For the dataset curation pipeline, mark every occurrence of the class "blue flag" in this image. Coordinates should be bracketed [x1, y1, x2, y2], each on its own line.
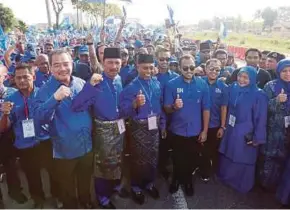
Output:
[167, 5, 175, 25]
[0, 25, 4, 37]
[219, 22, 228, 39]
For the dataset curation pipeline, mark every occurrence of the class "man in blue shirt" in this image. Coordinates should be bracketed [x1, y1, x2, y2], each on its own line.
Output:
[0, 65, 28, 205]
[0, 64, 58, 208]
[201, 59, 229, 182]
[32, 49, 93, 209]
[120, 54, 165, 205]
[155, 46, 179, 179]
[35, 54, 51, 88]
[119, 48, 132, 86]
[213, 49, 235, 80]
[164, 54, 210, 196]
[71, 48, 126, 209]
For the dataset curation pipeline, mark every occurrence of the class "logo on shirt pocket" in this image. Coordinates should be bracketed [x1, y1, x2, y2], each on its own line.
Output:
[177, 88, 183, 93]
[215, 88, 222, 93]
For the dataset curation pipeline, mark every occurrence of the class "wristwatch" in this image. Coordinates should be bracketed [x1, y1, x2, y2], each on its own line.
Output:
[87, 42, 94, 45]
[220, 126, 226, 130]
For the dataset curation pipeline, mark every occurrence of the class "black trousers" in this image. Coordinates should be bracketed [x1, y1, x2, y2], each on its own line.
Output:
[199, 127, 221, 177]
[53, 152, 93, 209]
[0, 129, 21, 197]
[158, 134, 172, 172]
[170, 132, 200, 185]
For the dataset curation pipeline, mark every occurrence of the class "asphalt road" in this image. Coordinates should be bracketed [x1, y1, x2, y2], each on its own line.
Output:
[0, 168, 281, 209]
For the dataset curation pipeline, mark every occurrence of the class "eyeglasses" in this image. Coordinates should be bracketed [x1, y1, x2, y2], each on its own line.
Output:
[159, 57, 170, 62]
[182, 65, 195, 72]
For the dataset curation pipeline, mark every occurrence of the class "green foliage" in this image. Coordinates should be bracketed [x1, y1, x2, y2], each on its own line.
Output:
[16, 20, 28, 33]
[261, 7, 278, 29]
[0, 3, 16, 31]
[73, 1, 122, 22]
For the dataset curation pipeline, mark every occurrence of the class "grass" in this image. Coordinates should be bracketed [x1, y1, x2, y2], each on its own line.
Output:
[184, 31, 290, 54]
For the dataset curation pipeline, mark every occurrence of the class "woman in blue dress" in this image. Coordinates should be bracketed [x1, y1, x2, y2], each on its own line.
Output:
[218, 66, 268, 193]
[259, 59, 290, 193]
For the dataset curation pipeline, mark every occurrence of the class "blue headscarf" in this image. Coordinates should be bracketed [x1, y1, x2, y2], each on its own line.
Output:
[274, 59, 290, 107]
[231, 66, 258, 106]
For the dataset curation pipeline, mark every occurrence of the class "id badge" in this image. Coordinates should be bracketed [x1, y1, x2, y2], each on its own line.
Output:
[285, 116, 290, 128]
[148, 115, 158, 131]
[229, 114, 236, 127]
[22, 119, 35, 138]
[117, 119, 126, 134]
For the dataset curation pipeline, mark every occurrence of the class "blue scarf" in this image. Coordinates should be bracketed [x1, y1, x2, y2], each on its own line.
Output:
[274, 59, 290, 108]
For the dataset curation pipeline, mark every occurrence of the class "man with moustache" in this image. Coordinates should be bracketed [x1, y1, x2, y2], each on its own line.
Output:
[71, 48, 127, 209]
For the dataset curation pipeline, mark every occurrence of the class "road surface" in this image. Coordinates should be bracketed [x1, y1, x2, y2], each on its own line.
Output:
[0, 169, 281, 209]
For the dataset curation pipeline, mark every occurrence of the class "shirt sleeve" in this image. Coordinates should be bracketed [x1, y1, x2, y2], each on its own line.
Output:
[202, 81, 211, 110]
[71, 82, 100, 112]
[221, 84, 229, 106]
[31, 87, 60, 124]
[164, 83, 175, 106]
[119, 84, 138, 119]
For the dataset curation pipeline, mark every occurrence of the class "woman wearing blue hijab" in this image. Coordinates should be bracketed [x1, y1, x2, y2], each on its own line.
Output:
[260, 59, 290, 194]
[218, 66, 268, 193]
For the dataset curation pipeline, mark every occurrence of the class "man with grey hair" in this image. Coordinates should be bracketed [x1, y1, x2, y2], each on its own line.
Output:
[32, 49, 93, 209]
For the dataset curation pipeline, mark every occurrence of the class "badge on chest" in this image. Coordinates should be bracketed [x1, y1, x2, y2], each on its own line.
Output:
[148, 115, 158, 130]
[22, 119, 35, 138]
[229, 115, 236, 127]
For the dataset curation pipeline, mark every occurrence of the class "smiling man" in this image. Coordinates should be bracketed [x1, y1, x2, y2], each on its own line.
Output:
[32, 49, 93, 209]
[227, 48, 271, 89]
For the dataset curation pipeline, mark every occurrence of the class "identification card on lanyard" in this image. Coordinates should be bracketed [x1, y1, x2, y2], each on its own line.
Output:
[148, 113, 158, 130]
[117, 119, 126, 134]
[22, 119, 35, 138]
[229, 114, 236, 127]
[285, 116, 290, 128]
[22, 96, 35, 138]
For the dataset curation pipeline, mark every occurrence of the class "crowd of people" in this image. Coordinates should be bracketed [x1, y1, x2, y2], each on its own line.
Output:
[0, 28, 289, 209]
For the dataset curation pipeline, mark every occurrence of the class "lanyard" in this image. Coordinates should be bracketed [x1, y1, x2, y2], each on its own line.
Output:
[22, 96, 29, 120]
[105, 81, 119, 113]
[137, 78, 153, 112]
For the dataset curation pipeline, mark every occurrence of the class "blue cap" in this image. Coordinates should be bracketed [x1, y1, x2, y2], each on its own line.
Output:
[134, 40, 143, 49]
[78, 45, 89, 55]
[21, 51, 36, 63]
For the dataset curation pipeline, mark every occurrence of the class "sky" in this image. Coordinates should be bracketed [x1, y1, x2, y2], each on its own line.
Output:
[0, 0, 289, 26]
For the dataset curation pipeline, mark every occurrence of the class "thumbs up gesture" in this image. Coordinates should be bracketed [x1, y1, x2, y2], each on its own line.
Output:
[173, 94, 183, 110]
[277, 88, 287, 103]
[135, 90, 146, 108]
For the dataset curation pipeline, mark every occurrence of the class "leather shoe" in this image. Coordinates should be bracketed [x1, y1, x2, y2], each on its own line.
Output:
[131, 190, 145, 205]
[118, 188, 130, 198]
[146, 186, 159, 199]
[169, 180, 179, 194]
[184, 183, 194, 196]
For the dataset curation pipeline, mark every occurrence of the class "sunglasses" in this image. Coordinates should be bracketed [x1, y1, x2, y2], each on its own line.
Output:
[159, 57, 170, 62]
[182, 65, 195, 72]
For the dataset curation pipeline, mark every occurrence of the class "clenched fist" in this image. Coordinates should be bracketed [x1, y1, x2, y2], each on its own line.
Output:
[54, 85, 71, 101]
[173, 94, 183, 110]
[1, 102, 14, 115]
[90, 73, 103, 86]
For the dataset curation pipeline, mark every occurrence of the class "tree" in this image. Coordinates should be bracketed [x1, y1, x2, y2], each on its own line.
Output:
[0, 3, 16, 31]
[73, 1, 122, 26]
[16, 20, 28, 33]
[278, 7, 290, 22]
[261, 7, 278, 30]
[51, 0, 65, 29]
